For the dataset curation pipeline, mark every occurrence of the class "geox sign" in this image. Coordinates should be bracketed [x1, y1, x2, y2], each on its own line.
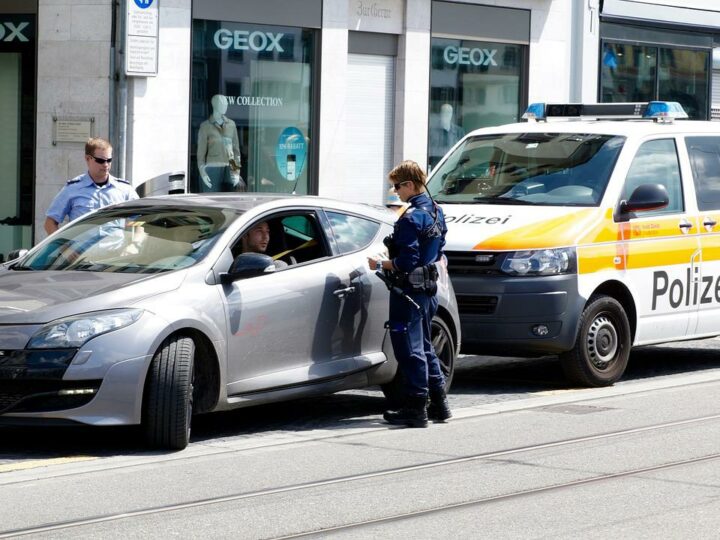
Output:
[0, 21, 29, 42]
[213, 29, 284, 52]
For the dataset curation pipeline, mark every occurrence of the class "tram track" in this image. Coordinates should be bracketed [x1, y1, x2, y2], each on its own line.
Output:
[2, 411, 720, 538]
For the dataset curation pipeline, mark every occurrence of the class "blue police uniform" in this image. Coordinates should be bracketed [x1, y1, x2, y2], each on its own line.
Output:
[46, 172, 138, 225]
[388, 192, 448, 401]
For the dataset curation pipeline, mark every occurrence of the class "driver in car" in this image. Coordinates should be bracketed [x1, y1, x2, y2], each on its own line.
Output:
[240, 221, 288, 269]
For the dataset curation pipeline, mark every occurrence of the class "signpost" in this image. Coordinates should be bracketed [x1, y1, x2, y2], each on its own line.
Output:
[125, 0, 159, 76]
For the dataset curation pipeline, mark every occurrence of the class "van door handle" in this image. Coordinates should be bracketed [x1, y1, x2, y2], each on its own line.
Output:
[679, 220, 693, 231]
[333, 286, 356, 297]
[703, 217, 717, 229]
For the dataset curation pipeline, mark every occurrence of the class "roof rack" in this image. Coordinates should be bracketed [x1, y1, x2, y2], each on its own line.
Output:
[522, 101, 688, 123]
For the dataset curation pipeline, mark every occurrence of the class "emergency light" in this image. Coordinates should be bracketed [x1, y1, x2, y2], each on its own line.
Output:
[522, 101, 688, 122]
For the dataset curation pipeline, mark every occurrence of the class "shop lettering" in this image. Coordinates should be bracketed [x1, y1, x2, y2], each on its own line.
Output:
[652, 268, 720, 310]
[213, 29, 284, 52]
[356, 1, 392, 18]
[444, 214, 511, 225]
[226, 95, 284, 107]
[443, 46, 497, 67]
[0, 21, 29, 42]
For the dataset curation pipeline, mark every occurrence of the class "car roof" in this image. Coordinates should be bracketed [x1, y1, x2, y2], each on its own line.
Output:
[116, 193, 397, 224]
[464, 119, 720, 138]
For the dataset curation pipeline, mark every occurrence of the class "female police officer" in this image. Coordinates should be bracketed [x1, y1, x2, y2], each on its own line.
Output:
[367, 160, 451, 427]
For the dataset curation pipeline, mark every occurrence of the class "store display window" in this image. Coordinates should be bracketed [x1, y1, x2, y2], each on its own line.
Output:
[191, 20, 316, 194]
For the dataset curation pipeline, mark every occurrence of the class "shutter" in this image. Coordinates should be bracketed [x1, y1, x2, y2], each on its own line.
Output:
[346, 54, 395, 205]
[712, 70, 720, 120]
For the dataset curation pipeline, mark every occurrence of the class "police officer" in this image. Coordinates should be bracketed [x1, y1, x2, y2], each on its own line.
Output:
[44, 137, 138, 235]
[367, 160, 451, 427]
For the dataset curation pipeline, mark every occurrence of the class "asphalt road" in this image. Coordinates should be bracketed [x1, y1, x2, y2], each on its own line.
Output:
[1, 340, 720, 538]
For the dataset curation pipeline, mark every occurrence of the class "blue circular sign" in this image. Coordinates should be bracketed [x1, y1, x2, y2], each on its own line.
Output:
[134, 0, 153, 9]
[276, 127, 307, 182]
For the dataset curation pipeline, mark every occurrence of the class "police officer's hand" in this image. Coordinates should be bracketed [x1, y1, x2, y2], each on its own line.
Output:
[367, 257, 377, 271]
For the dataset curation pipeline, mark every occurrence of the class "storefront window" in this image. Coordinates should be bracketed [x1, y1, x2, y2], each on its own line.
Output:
[191, 20, 316, 194]
[601, 42, 709, 119]
[0, 13, 35, 260]
[428, 38, 525, 169]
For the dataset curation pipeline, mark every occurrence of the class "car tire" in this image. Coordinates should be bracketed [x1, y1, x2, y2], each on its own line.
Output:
[381, 315, 456, 405]
[143, 335, 195, 450]
[560, 295, 631, 387]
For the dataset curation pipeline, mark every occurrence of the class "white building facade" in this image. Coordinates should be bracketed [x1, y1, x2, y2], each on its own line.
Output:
[0, 0, 719, 254]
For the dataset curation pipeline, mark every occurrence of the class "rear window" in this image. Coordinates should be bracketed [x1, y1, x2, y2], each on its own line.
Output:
[427, 133, 625, 206]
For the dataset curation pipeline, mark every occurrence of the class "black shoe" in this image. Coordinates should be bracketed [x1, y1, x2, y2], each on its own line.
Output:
[383, 397, 428, 428]
[427, 389, 452, 422]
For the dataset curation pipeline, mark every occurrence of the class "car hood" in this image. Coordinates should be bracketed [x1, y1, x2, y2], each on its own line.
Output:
[441, 205, 614, 251]
[0, 269, 187, 324]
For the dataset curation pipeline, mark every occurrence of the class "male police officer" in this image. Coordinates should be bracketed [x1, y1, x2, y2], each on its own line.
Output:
[44, 138, 138, 235]
[368, 160, 451, 427]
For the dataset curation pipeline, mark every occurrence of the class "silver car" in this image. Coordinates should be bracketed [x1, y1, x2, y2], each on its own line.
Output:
[0, 195, 460, 449]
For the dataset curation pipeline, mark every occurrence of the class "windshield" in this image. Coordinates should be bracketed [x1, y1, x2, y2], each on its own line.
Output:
[17, 205, 242, 273]
[427, 133, 625, 206]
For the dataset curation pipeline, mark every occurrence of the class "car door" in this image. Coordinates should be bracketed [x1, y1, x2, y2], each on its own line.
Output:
[322, 209, 390, 368]
[621, 137, 700, 343]
[685, 135, 720, 336]
[222, 210, 363, 396]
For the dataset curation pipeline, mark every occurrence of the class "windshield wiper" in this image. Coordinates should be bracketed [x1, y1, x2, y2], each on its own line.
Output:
[10, 265, 34, 271]
[472, 196, 534, 205]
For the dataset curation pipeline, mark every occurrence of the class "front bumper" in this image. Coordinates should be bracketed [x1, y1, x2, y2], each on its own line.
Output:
[451, 272, 585, 356]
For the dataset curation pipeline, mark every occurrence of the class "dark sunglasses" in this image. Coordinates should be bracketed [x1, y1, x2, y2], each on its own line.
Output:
[393, 181, 410, 190]
[89, 155, 113, 164]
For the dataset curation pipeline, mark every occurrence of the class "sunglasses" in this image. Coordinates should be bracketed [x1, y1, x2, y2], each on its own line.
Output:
[393, 181, 410, 190]
[89, 155, 113, 164]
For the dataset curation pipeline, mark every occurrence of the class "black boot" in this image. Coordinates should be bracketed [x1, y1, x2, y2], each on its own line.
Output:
[427, 389, 452, 422]
[383, 397, 429, 428]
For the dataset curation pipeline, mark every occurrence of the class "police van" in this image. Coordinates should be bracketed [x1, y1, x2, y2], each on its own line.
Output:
[425, 102, 720, 386]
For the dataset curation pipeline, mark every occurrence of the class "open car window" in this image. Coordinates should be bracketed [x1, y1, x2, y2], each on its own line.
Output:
[231, 212, 330, 267]
[17, 206, 241, 273]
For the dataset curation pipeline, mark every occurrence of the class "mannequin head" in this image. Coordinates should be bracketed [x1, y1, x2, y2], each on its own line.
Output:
[440, 103, 453, 130]
[211, 94, 228, 119]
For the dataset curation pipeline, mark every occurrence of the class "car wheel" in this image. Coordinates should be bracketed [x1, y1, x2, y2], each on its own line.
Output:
[381, 315, 457, 405]
[560, 295, 631, 387]
[143, 335, 195, 450]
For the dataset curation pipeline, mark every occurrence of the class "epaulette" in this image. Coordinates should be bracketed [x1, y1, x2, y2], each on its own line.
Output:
[66, 179, 81, 185]
[405, 208, 415, 214]
[115, 177, 131, 185]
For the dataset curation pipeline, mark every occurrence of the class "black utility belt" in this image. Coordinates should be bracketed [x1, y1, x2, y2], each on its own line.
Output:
[399, 263, 439, 291]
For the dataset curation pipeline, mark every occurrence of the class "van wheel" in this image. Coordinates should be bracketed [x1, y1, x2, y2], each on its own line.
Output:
[143, 336, 195, 450]
[560, 295, 631, 387]
[381, 316, 456, 405]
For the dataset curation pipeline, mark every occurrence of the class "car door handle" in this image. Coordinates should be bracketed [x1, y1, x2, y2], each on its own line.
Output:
[333, 286, 356, 297]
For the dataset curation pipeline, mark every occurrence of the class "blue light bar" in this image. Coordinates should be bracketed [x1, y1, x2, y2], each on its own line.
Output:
[522, 103, 546, 120]
[643, 101, 688, 120]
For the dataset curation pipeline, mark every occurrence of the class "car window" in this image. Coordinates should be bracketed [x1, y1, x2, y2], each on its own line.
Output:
[427, 133, 624, 206]
[686, 136, 720, 212]
[623, 138, 683, 216]
[231, 212, 329, 267]
[326, 211, 380, 254]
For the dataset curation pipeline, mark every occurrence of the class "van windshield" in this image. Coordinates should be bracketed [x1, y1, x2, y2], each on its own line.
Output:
[427, 133, 625, 206]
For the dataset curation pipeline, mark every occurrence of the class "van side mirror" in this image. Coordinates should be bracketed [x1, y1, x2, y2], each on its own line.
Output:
[220, 253, 276, 284]
[618, 183, 669, 218]
[7, 248, 28, 261]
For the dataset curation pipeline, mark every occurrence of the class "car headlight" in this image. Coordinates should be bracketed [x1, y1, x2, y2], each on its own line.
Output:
[501, 248, 576, 276]
[27, 309, 144, 349]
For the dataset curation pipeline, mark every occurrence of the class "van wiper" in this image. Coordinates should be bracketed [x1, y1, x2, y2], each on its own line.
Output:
[472, 196, 533, 205]
[10, 265, 34, 271]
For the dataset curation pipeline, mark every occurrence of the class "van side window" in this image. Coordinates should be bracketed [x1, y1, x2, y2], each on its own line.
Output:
[623, 139, 683, 216]
[686, 136, 720, 212]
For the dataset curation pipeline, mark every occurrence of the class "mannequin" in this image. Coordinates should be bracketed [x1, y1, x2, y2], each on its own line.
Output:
[429, 103, 465, 168]
[197, 94, 243, 192]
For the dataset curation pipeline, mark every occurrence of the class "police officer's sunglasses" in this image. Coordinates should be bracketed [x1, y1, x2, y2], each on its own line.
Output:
[393, 181, 411, 190]
[88, 155, 113, 164]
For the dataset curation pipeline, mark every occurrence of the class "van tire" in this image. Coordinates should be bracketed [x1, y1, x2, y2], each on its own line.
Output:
[143, 336, 195, 450]
[560, 295, 631, 387]
[381, 315, 456, 405]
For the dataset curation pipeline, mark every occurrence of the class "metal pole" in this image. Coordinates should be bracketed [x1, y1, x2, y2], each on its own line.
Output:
[118, 0, 128, 180]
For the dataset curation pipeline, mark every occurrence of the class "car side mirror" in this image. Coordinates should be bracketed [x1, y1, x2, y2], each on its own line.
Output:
[220, 253, 276, 284]
[618, 183, 669, 216]
[7, 248, 28, 262]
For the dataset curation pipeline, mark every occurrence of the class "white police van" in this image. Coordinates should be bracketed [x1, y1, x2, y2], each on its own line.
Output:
[426, 102, 720, 386]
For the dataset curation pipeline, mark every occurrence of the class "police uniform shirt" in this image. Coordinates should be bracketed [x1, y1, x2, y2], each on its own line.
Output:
[392, 193, 447, 273]
[46, 172, 139, 224]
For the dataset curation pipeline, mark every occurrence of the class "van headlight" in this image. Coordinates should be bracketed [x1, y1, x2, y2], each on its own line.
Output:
[27, 309, 144, 349]
[501, 248, 576, 276]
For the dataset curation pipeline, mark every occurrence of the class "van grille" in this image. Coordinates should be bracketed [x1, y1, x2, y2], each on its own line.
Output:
[456, 295, 498, 315]
[445, 251, 505, 275]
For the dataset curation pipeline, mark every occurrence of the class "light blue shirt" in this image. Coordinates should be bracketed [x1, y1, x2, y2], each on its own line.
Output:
[46, 172, 139, 224]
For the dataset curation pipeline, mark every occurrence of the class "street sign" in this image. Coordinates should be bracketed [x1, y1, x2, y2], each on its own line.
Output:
[125, 0, 159, 76]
